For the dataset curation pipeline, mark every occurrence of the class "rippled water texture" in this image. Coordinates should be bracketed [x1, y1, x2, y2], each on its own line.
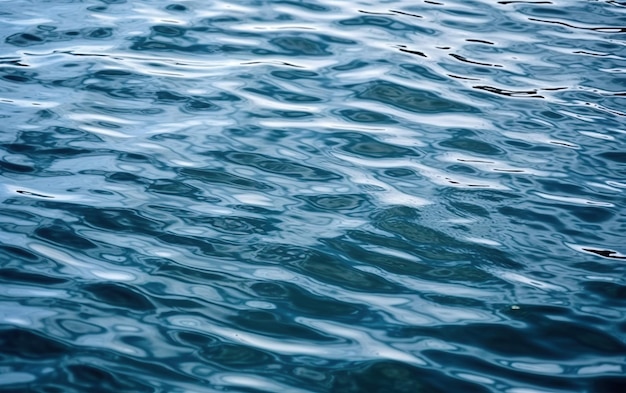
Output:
[1, 0, 626, 392]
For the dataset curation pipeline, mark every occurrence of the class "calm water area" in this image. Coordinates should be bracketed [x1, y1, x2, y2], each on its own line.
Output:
[1, 0, 625, 392]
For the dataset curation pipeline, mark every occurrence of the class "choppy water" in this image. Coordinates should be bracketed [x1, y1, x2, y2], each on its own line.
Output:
[1, 0, 626, 392]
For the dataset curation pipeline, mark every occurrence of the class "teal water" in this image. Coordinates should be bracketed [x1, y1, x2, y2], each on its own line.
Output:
[1, 0, 625, 392]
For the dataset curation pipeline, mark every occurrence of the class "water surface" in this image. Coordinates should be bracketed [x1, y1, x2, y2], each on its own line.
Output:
[1, 0, 625, 392]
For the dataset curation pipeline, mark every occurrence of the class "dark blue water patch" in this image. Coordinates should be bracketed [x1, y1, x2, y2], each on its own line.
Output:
[267, 36, 334, 56]
[5, 27, 114, 47]
[64, 363, 140, 392]
[81, 207, 167, 234]
[34, 221, 98, 250]
[270, 69, 320, 80]
[196, 342, 277, 368]
[229, 309, 338, 342]
[423, 349, 619, 392]
[208, 151, 342, 181]
[333, 132, 414, 157]
[403, 308, 626, 360]
[83, 282, 155, 312]
[332, 360, 492, 393]
[151, 25, 186, 38]
[0, 160, 35, 173]
[0, 328, 71, 359]
[294, 252, 403, 293]
[3, 143, 94, 160]
[0, 268, 68, 286]
[439, 136, 505, 156]
[1, 68, 38, 84]
[165, 3, 187, 13]
[350, 80, 479, 114]
[581, 280, 626, 308]
[599, 151, 626, 163]
[0, 243, 44, 264]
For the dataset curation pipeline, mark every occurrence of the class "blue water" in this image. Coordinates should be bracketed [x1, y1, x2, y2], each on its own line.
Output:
[1, 0, 625, 392]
